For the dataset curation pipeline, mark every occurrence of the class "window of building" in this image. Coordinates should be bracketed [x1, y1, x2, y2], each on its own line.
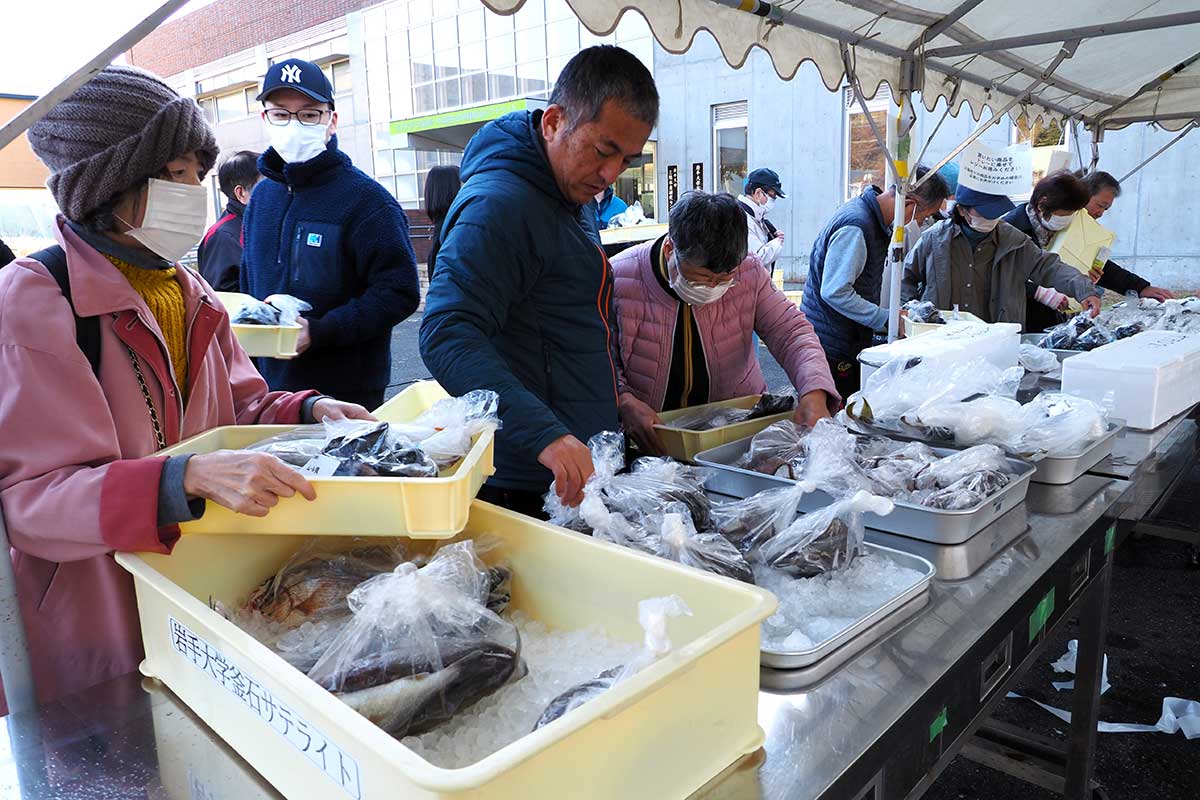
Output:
[712, 102, 748, 195]
[199, 96, 217, 125]
[214, 88, 252, 124]
[324, 59, 353, 98]
[844, 85, 890, 200]
[613, 140, 656, 219]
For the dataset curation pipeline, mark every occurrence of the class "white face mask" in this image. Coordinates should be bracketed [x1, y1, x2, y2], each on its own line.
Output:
[668, 252, 732, 305]
[116, 178, 209, 263]
[267, 119, 329, 163]
[760, 195, 776, 214]
[1042, 212, 1073, 232]
[966, 212, 1001, 234]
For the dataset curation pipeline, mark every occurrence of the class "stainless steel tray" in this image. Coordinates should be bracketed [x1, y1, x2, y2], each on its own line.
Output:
[1021, 332, 1082, 363]
[697, 436, 1035, 545]
[865, 503, 1029, 581]
[759, 543, 934, 670]
[760, 593, 930, 692]
[1031, 423, 1121, 485]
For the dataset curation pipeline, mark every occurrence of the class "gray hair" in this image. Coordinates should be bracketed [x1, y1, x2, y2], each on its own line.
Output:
[548, 45, 659, 130]
[668, 191, 748, 274]
[909, 164, 952, 208]
[1079, 170, 1122, 197]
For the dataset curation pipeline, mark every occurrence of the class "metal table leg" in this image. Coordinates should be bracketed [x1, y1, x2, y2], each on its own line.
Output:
[1065, 560, 1112, 799]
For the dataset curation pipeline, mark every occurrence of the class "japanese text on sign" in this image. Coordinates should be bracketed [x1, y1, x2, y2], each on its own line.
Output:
[169, 617, 362, 799]
[957, 141, 1032, 196]
[667, 164, 679, 209]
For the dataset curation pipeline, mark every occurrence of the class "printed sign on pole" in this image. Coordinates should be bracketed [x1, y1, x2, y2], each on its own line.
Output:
[957, 140, 1033, 196]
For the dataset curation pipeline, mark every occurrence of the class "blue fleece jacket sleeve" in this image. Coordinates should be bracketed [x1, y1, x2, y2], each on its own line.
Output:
[419, 219, 571, 462]
[819, 226, 889, 331]
[307, 203, 420, 350]
[157, 455, 205, 526]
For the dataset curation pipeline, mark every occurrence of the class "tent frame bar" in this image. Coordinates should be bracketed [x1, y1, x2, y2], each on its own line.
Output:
[1118, 121, 1199, 183]
[1089, 51, 1200, 127]
[1101, 111, 1200, 127]
[908, 0, 987, 50]
[0, 0, 189, 153]
[912, 39, 1080, 191]
[707, 0, 1082, 121]
[924, 11, 1200, 59]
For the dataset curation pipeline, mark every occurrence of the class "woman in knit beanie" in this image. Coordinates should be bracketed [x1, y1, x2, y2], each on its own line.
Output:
[0, 65, 371, 710]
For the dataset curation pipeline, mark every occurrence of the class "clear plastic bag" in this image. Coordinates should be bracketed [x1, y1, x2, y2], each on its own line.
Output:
[306, 541, 523, 739]
[737, 419, 809, 478]
[318, 419, 440, 477]
[648, 503, 755, 584]
[900, 395, 1027, 446]
[1019, 343, 1060, 373]
[1075, 324, 1117, 351]
[402, 389, 501, 467]
[915, 470, 1011, 509]
[909, 444, 1012, 492]
[533, 595, 691, 730]
[756, 490, 892, 578]
[902, 299, 944, 324]
[711, 481, 815, 555]
[1007, 393, 1108, 457]
[263, 294, 313, 326]
[665, 406, 751, 431]
[858, 441, 939, 496]
[244, 425, 327, 466]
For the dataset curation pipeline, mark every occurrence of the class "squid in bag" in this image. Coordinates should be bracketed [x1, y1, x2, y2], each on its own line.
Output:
[710, 480, 815, 555]
[533, 595, 692, 730]
[756, 491, 893, 578]
[738, 419, 809, 478]
[899, 395, 1027, 446]
[306, 542, 524, 739]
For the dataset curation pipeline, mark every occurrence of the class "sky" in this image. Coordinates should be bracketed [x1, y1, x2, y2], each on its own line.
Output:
[1, 0, 218, 97]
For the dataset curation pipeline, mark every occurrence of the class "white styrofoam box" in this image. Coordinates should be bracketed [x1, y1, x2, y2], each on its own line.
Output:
[858, 322, 1021, 386]
[1061, 331, 1200, 430]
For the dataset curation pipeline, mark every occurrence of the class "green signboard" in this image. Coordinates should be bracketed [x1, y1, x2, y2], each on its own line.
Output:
[390, 99, 528, 136]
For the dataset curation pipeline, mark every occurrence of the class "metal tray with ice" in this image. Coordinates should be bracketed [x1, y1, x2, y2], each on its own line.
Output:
[757, 543, 935, 671]
[696, 435, 1035, 545]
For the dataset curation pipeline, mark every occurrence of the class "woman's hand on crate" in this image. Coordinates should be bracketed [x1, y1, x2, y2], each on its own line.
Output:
[539, 435, 595, 507]
[311, 397, 377, 422]
[618, 392, 666, 456]
[183, 452, 317, 517]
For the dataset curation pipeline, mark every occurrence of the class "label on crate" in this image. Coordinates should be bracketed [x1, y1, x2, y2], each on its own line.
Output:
[169, 617, 362, 798]
[301, 454, 341, 477]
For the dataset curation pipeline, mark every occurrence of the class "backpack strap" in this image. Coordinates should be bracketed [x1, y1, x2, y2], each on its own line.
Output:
[30, 245, 102, 377]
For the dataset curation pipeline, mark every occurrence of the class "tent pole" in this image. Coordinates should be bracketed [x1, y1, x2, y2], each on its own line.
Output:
[1088, 124, 1103, 172]
[912, 40, 1080, 191]
[0, 0, 189, 152]
[886, 63, 915, 343]
[1118, 121, 1198, 183]
[0, 503, 37, 715]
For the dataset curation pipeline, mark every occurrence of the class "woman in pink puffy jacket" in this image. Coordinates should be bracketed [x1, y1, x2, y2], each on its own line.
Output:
[611, 190, 839, 454]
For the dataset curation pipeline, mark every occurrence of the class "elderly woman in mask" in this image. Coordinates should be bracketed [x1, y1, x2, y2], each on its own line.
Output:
[0, 66, 370, 709]
[610, 190, 838, 454]
[901, 183, 1102, 331]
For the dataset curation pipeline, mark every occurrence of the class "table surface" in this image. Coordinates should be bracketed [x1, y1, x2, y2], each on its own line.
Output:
[0, 471, 1131, 800]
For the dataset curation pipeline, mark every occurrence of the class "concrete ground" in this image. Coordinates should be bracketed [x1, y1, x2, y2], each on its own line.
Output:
[389, 316, 1198, 800]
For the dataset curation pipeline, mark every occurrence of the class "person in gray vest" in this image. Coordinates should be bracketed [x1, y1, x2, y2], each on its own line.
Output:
[801, 166, 951, 401]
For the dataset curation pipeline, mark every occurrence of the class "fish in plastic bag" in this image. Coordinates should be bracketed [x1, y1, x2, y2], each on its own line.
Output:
[648, 503, 755, 584]
[1018, 343, 1060, 373]
[909, 444, 1012, 492]
[902, 299, 944, 324]
[306, 541, 524, 739]
[900, 395, 1027, 446]
[318, 419, 439, 477]
[916, 470, 1011, 509]
[756, 490, 892, 578]
[533, 595, 691, 730]
[711, 480, 815, 555]
[231, 294, 312, 326]
[1007, 393, 1108, 458]
[244, 424, 327, 466]
[737, 419, 809, 478]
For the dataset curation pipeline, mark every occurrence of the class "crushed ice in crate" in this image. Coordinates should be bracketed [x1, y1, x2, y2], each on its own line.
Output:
[400, 612, 640, 768]
[754, 555, 925, 651]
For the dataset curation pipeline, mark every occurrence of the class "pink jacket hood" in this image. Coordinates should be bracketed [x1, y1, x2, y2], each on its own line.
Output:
[0, 217, 314, 711]
[611, 240, 838, 412]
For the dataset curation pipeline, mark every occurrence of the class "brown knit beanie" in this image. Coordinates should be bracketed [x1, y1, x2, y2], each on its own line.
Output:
[28, 65, 219, 222]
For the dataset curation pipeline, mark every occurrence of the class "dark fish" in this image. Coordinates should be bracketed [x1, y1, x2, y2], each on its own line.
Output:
[323, 640, 523, 737]
[242, 547, 403, 628]
[762, 517, 857, 578]
[533, 666, 623, 731]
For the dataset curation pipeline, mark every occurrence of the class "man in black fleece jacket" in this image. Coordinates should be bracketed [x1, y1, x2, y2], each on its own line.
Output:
[241, 59, 419, 410]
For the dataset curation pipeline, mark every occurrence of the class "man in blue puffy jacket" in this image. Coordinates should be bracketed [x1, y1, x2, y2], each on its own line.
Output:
[420, 46, 658, 516]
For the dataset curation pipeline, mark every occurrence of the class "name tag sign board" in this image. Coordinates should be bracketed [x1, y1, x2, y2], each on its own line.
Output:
[958, 141, 1033, 196]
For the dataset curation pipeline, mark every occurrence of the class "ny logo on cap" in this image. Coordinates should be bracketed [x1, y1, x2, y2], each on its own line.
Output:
[281, 64, 302, 84]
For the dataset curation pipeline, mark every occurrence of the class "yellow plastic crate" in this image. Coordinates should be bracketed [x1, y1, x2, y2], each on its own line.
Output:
[158, 381, 494, 538]
[654, 395, 793, 462]
[902, 310, 985, 338]
[217, 291, 302, 360]
[784, 289, 804, 306]
[771, 273, 785, 290]
[117, 500, 776, 800]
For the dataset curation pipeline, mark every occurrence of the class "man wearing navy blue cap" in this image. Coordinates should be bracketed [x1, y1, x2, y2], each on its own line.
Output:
[738, 168, 787, 275]
[901, 183, 1101, 330]
[240, 58, 419, 409]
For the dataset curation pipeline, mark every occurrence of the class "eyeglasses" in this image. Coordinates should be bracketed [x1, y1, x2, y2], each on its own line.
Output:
[264, 108, 329, 126]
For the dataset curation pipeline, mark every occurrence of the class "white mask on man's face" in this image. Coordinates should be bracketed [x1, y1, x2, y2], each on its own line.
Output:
[966, 212, 1001, 233]
[115, 178, 209, 263]
[267, 119, 329, 163]
[667, 252, 732, 305]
